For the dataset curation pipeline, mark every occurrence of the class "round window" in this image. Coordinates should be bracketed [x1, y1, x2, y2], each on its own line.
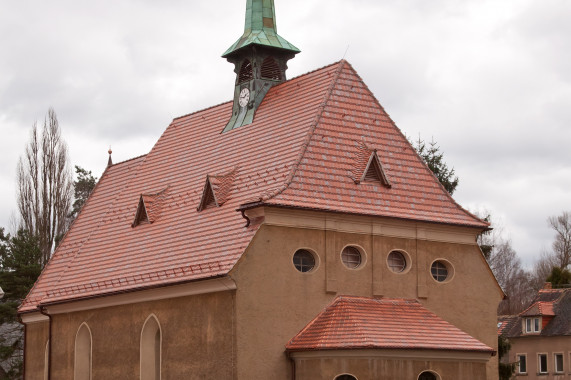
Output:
[341, 246, 362, 269]
[431, 261, 449, 282]
[335, 375, 357, 380]
[418, 371, 437, 380]
[387, 251, 407, 273]
[293, 249, 316, 273]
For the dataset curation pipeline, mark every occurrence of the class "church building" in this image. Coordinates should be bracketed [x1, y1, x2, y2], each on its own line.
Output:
[20, 1, 504, 379]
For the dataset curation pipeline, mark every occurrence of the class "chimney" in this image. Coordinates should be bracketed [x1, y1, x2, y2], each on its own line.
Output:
[544, 282, 552, 290]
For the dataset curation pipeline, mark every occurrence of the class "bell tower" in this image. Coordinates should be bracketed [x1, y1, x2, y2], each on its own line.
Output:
[222, 0, 300, 132]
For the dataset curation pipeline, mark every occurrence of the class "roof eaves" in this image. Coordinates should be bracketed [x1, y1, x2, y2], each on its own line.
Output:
[238, 202, 491, 230]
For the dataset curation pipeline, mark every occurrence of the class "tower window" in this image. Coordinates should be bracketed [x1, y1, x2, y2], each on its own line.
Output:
[238, 60, 254, 83]
[261, 57, 282, 80]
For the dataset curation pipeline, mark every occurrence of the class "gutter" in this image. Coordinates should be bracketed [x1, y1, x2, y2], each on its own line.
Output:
[39, 306, 52, 380]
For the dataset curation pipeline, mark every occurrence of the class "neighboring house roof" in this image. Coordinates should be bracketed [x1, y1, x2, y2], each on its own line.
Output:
[286, 296, 494, 353]
[497, 315, 518, 336]
[20, 60, 487, 313]
[501, 287, 571, 338]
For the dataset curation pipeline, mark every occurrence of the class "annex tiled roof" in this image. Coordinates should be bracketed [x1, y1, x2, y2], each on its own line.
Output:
[286, 296, 494, 353]
[21, 60, 486, 312]
[502, 288, 571, 338]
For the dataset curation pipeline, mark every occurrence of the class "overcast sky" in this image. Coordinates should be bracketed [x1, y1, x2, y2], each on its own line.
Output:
[1, 0, 569, 268]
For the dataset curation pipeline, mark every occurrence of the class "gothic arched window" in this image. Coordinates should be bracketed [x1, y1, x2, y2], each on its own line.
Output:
[141, 315, 162, 380]
[74, 323, 92, 380]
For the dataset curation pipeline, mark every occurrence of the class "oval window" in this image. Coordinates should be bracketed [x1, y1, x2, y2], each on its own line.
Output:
[431, 261, 449, 282]
[387, 251, 407, 273]
[341, 246, 362, 269]
[293, 249, 316, 273]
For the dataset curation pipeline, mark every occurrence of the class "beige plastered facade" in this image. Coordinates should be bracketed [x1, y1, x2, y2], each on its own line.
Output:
[22, 207, 503, 380]
[509, 335, 571, 379]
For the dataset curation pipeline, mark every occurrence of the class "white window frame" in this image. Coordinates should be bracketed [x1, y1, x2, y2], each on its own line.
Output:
[554, 353, 564, 373]
[524, 317, 541, 333]
[516, 353, 527, 374]
[538, 353, 548, 374]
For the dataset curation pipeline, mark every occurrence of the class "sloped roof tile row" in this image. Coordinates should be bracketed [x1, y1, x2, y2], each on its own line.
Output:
[21, 61, 486, 312]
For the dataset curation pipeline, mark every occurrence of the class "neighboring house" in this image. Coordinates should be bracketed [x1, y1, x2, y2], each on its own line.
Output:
[499, 284, 571, 379]
[19, 1, 504, 379]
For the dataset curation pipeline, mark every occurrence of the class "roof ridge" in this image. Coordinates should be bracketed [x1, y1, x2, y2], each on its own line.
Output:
[260, 60, 347, 202]
[111, 153, 149, 167]
[173, 62, 343, 123]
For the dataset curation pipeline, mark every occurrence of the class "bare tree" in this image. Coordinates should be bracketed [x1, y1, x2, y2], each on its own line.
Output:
[475, 210, 535, 314]
[530, 249, 560, 290]
[17, 108, 73, 267]
[547, 211, 571, 269]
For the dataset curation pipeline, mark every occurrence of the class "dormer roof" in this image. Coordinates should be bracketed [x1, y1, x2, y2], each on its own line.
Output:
[20, 60, 488, 313]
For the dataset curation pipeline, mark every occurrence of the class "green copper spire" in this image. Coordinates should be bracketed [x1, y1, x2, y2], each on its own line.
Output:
[222, 0, 300, 58]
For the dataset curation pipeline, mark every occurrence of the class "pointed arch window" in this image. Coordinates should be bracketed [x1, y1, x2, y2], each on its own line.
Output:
[261, 57, 282, 80]
[238, 59, 254, 83]
[141, 315, 161, 380]
[74, 323, 92, 380]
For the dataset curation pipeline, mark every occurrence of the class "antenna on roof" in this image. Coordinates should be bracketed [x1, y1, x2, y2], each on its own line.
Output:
[342, 45, 350, 60]
[107, 147, 113, 167]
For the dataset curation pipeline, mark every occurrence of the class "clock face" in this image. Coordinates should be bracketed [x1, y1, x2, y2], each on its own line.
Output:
[239, 88, 250, 108]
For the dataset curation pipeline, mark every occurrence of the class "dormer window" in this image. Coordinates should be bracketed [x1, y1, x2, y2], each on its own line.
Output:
[525, 317, 540, 333]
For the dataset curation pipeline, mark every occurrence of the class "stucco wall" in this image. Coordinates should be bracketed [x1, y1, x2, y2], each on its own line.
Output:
[291, 351, 489, 380]
[26, 291, 235, 379]
[24, 321, 49, 380]
[509, 335, 571, 379]
[231, 216, 502, 380]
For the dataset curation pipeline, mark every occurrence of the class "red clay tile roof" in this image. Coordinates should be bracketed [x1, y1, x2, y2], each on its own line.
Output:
[520, 301, 556, 317]
[286, 296, 494, 353]
[20, 60, 486, 312]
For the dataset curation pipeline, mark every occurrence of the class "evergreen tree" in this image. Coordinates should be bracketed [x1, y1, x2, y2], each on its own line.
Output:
[69, 166, 97, 221]
[498, 335, 515, 380]
[413, 136, 459, 195]
[546, 266, 571, 287]
[0, 228, 42, 379]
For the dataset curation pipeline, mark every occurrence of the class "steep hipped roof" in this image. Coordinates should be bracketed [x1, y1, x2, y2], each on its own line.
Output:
[20, 61, 486, 313]
[286, 296, 494, 353]
[502, 288, 571, 337]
